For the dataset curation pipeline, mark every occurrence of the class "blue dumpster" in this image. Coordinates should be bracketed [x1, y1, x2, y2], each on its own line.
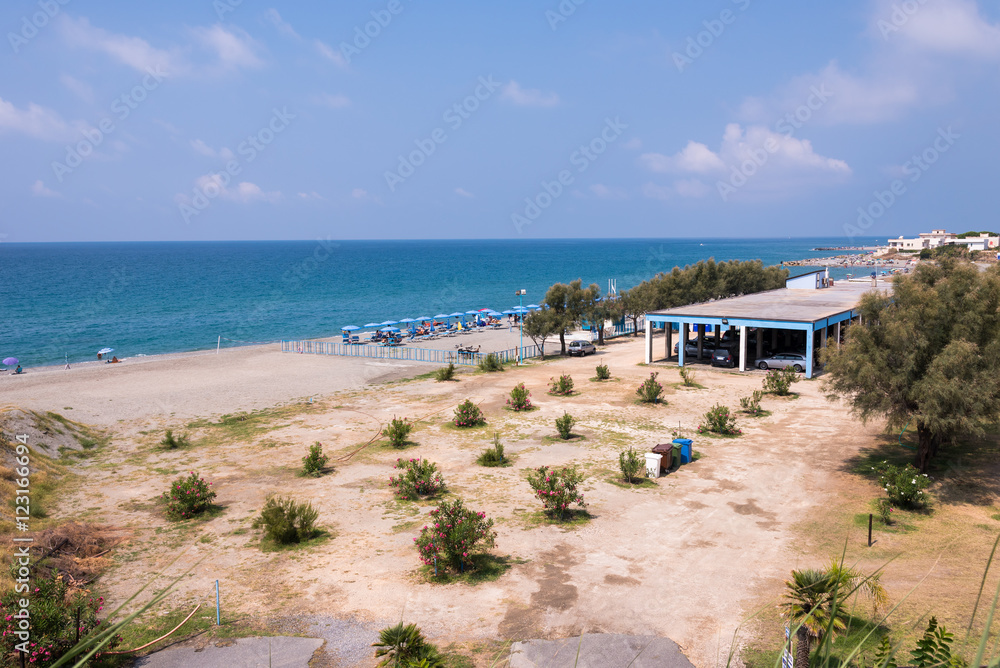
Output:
[672, 438, 693, 464]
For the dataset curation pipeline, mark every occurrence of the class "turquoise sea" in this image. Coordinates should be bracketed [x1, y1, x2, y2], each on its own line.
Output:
[0, 238, 881, 368]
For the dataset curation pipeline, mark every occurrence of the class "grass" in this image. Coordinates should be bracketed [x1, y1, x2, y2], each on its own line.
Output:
[186, 403, 313, 446]
[740, 409, 773, 419]
[418, 553, 524, 585]
[115, 604, 278, 655]
[442, 420, 489, 432]
[519, 508, 592, 530]
[258, 528, 334, 552]
[672, 381, 708, 390]
[852, 511, 919, 534]
[541, 434, 587, 444]
[606, 476, 659, 490]
[696, 430, 743, 439]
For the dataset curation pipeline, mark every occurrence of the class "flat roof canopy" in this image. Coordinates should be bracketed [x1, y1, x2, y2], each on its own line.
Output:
[647, 282, 874, 327]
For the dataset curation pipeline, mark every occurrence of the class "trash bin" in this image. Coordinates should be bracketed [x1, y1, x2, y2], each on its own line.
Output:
[671, 443, 682, 469]
[651, 443, 673, 472]
[644, 453, 662, 478]
[672, 438, 693, 464]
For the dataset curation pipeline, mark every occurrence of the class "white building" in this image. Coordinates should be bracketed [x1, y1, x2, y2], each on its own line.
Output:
[887, 236, 929, 251]
[887, 230, 999, 252]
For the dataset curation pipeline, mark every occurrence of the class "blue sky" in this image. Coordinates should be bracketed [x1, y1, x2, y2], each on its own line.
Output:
[2, 0, 998, 242]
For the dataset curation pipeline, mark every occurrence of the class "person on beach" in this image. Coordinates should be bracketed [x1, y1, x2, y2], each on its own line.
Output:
[13, 365, 22, 374]
[97, 352, 102, 360]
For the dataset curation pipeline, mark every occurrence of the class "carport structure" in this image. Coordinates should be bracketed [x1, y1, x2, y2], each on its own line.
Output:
[642, 276, 875, 378]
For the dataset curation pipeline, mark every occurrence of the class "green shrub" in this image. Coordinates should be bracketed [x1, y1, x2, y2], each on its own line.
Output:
[699, 404, 741, 436]
[636, 372, 665, 404]
[527, 465, 587, 520]
[874, 497, 894, 525]
[555, 412, 576, 440]
[873, 461, 931, 509]
[162, 471, 216, 519]
[0, 571, 121, 665]
[390, 457, 445, 500]
[679, 367, 696, 387]
[595, 363, 611, 380]
[160, 429, 190, 449]
[386, 416, 413, 447]
[253, 495, 320, 544]
[414, 498, 497, 572]
[548, 374, 574, 395]
[372, 622, 444, 667]
[453, 399, 485, 427]
[478, 353, 504, 372]
[301, 442, 328, 477]
[619, 446, 646, 484]
[506, 383, 533, 411]
[435, 362, 456, 381]
[739, 390, 764, 416]
[476, 433, 510, 467]
[763, 367, 800, 395]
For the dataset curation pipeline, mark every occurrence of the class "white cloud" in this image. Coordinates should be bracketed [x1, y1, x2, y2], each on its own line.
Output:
[501, 81, 559, 108]
[674, 179, 709, 198]
[878, 0, 1000, 58]
[31, 180, 62, 198]
[641, 183, 672, 201]
[265, 8, 300, 39]
[589, 184, 629, 199]
[316, 40, 348, 68]
[190, 25, 263, 70]
[60, 74, 94, 104]
[455, 188, 474, 198]
[58, 15, 182, 75]
[641, 141, 726, 174]
[176, 174, 281, 204]
[297, 191, 325, 200]
[313, 93, 351, 109]
[190, 139, 234, 160]
[0, 96, 85, 141]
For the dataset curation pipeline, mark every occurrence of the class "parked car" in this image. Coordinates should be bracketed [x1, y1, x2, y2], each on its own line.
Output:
[756, 352, 807, 372]
[567, 340, 597, 356]
[673, 340, 716, 357]
[711, 348, 738, 368]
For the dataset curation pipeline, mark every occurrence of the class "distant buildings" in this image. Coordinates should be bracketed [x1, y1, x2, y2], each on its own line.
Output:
[886, 229, 999, 252]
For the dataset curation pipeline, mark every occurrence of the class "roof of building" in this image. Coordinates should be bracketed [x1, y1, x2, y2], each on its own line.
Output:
[647, 281, 876, 324]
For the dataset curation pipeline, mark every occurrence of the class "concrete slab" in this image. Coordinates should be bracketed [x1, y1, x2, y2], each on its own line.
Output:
[509, 634, 695, 668]
[132, 636, 323, 668]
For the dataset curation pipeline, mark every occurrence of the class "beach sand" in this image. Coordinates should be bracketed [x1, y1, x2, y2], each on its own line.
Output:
[0, 325, 529, 426]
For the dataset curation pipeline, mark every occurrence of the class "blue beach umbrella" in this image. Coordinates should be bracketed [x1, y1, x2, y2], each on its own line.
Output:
[3, 357, 17, 366]
[526, 304, 541, 310]
[98, 347, 114, 355]
[415, 316, 431, 321]
[465, 310, 479, 315]
[434, 314, 449, 320]
[399, 318, 416, 323]
[502, 310, 516, 315]
[449, 312, 465, 318]
[380, 320, 398, 326]
[487, 311, 502, 317]
[341, 325, 360, 331]
[364, 322, 381, 328]
[380, 327, 400, 333]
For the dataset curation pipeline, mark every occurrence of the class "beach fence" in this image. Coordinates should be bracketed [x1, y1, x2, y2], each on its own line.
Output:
[281, 340, 540, 366]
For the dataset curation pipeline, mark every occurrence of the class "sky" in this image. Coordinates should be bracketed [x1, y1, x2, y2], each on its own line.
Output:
[1, 0, 998, 242]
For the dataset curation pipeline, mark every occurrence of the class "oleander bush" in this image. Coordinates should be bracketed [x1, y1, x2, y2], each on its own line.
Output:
[453, 399, 485, 427]
[506, 383, 533, 411]
[390, 458, 445, 501]
[253, 495, 320, 545]
[555, 412, 576, 440]
[739, 390, 765, 416]
[763, 367, 800, 396]
[413, 498, 497, 573]
[526, 465, 587, 520]
[699, 404, 742, 436]
[874, 461, 932, 509]
[549, 374, 575, 395]
[162, 472, 216, 520]
[386, 416, 413, 447]
[301, 442, 328, 477]
[636, 372, 665, 404]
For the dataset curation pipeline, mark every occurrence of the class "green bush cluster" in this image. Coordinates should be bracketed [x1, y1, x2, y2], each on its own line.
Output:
[699, 404, 741, 436]
[506, 383, 533, 411]
[413, 498, 496, 573]
[476, 433, 510, 467]
[478, 353, 504, 372]
[453, 399, 484, 427]
[162, 471, 216, 519]
[253, 495, 320, 545]
[763, 367, 800, 395]
[526, 465, 586, 520]
[301, 442, 328, 477]
[386, 416, 413, 447]
[434, 362, 456, 381]
[373, 622, 444, 667]
[619, 446, 646, 484]
[636, 372, 664, 404]
[739, 390, 764, 416]
[595, 363, 611, 380]
[873, 461, 931, 509]
[160, 429, 191, 449]
[548, 374, 574, 395]
[390, 458, 445, 501]
[555, 412, 576, 440]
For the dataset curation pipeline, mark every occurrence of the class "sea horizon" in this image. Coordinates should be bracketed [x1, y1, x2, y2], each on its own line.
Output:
[1, 237, 885, 368]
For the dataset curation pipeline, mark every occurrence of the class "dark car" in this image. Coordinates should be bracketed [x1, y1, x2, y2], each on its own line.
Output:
[711, 348, 737, 368]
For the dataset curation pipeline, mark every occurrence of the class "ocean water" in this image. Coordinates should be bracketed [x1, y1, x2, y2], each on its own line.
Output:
[0, 238, 880, 368]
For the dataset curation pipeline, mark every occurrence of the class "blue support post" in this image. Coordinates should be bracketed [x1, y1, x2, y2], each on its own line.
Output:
[805, 328, 815, 378]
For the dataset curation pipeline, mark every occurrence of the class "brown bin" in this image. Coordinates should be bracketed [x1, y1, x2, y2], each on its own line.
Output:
[651, 443, 673, 472]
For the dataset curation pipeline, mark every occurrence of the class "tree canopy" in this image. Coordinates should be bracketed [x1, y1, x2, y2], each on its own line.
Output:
[823, 260, 1000, 471]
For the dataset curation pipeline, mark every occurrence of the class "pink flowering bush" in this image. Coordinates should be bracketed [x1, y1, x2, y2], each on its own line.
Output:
[698, 404, 742, 436]
[162, 471, 216, 519]
[636, 372, 665, 404]
[0, 571, 121, 666]
[390, 458, 445, 501]
[548, 374, 575, 396]
[526, 465, 587, 520]
[453, 399, 485, 427]
[413, 498, 496, 572]
[506, 383, 533, 411]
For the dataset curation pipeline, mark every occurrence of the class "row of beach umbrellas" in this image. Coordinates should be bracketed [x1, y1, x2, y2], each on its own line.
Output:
[2, 346, 116, 369]
[341, 305, 543, 333]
